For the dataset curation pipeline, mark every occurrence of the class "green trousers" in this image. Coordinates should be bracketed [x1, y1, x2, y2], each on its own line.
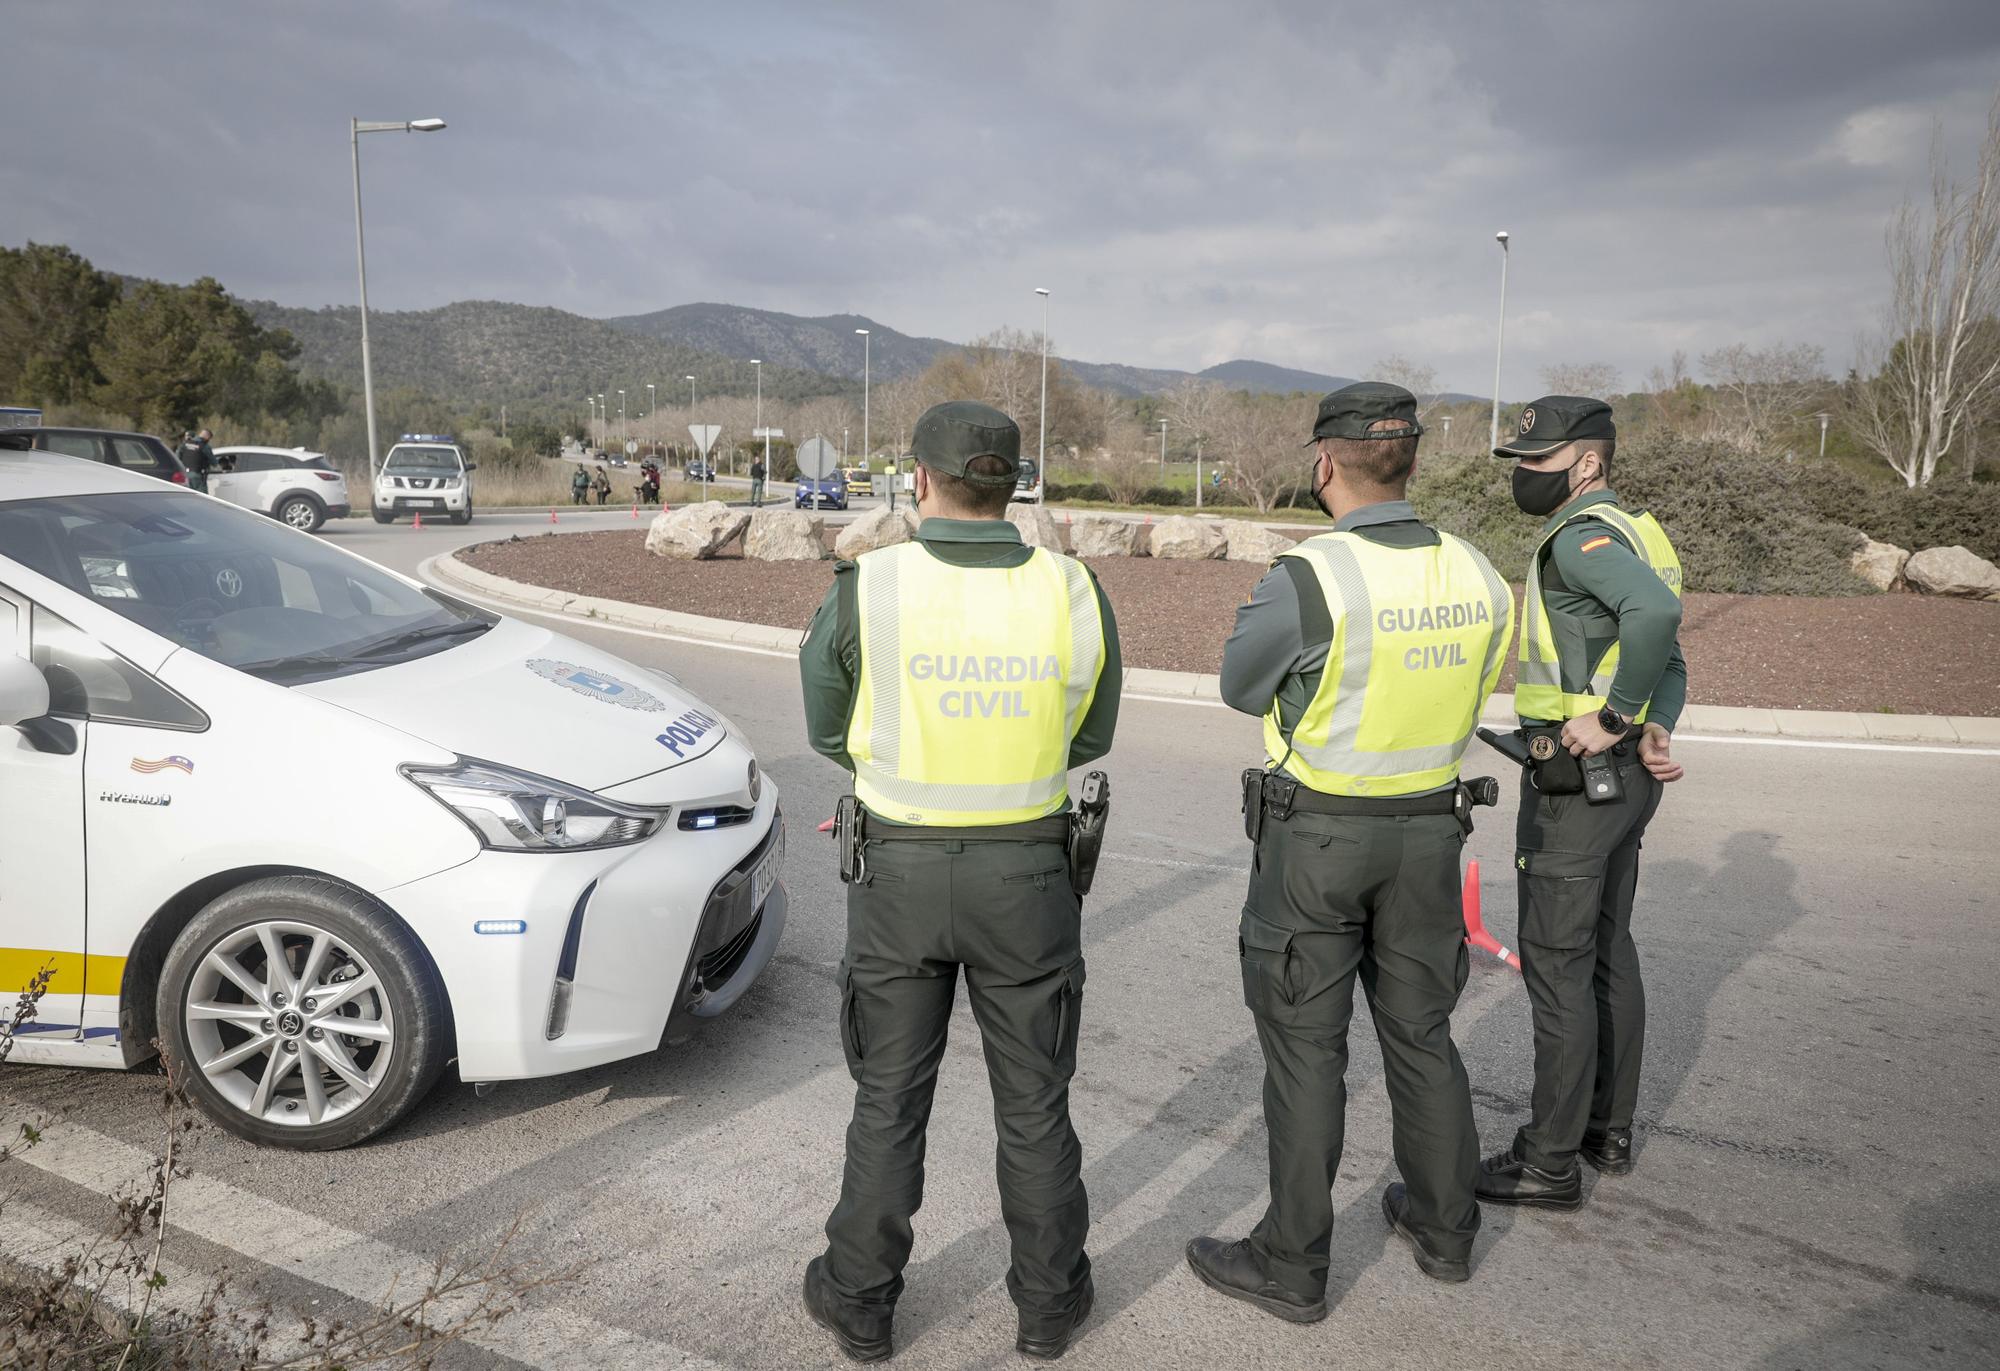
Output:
[1239, 806, 1479, 1295]
[1512, 752, 1664, 1169]
[820, 832, 1091, 1339]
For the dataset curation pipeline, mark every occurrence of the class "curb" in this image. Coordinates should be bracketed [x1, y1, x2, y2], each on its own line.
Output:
[428, 551, 2000, 747]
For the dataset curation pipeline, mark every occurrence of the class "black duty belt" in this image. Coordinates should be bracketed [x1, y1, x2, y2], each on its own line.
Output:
[1259, 774, 1456, 818]
[862, 814, 1073, 843]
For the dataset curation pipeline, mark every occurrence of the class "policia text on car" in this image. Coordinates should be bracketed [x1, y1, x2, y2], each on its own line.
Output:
[1476, 395, 1687, 1208]
[798, 402, 1121, 1363]
[1186, 382, 1514, 1320]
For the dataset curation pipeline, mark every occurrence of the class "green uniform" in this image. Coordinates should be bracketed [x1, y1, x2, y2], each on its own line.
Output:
[1220, 498, 1509, 1292]
[1511, 489, 1684, 1171]
[801, 516, 1120, 1343]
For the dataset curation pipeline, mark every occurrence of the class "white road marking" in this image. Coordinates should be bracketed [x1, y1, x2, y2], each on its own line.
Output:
[1, 1113, 723, 1371]
[1670, 733, 2000, 757]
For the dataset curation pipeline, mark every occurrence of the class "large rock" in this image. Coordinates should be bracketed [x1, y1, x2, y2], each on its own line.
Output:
[1006, 502, 1063, 549]
[1068, 516, 1140, 558]
[1149, 515, 1226, 560]
[834, 505, 918, 559]
[745, 509, 828, 561]
[645, 502, 749, 560]
[1904, 545, 2000, 600]
[1848, 537, 1911, 592]
[1224, 521, 1297, 564]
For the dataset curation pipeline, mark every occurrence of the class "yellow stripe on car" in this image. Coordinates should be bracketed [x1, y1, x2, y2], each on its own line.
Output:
[0, 947, 129, 997]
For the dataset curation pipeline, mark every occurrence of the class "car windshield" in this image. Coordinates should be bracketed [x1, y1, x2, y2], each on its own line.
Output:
[384, 446, 460, 472]
[0, 491, 493, 684]
[1017, 460, 1039, 484]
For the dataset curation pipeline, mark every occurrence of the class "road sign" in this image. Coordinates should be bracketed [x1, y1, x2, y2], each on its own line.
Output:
[752, 427, 785, 440]
[688, 424, 720, 457]
[625, 439, 638, 456]
[797, 436, 838, 479]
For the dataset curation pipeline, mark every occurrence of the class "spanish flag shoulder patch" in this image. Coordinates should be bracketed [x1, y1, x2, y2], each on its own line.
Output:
[1579, 535, 1614, 553]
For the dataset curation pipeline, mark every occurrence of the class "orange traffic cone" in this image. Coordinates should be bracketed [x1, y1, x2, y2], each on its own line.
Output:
[631, 503, 639, 519]
[1461, 860, 1522, 971]
[549, 507, 559, 524]
[411, 510, 422, 530]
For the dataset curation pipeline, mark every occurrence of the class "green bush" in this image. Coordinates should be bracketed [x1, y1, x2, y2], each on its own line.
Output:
[1855, 482, 2000, 561]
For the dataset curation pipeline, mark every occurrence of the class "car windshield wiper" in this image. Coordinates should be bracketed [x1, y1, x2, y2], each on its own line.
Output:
[235, 652, 351, 680]
[351, 619, 491, 659]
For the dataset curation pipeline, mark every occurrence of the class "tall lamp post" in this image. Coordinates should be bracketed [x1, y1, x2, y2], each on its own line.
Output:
[1815, 411, 1831, 458]
[596, 394, 605, 454]
[1490, 229, 1510, 453]
[617, 389, 626, 453]
[1159, 417, 1169, 474]
[751, 358, 764, 481]
[856, 328, 876, 507]
[1034, 287, 1051, 475]
[351, 115, 446, 485]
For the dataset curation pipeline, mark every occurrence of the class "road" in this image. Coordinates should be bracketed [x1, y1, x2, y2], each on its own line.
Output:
[4, 512, 1997, 1370]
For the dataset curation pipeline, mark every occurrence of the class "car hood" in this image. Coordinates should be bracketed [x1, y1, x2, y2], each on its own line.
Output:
[295, 617, 731, 793]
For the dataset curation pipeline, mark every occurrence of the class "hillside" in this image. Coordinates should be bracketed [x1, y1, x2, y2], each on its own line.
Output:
[1196, 358, 1357, 394]
[244, 299, 843, 410]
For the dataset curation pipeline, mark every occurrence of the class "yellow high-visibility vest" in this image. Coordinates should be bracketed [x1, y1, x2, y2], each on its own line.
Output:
[848, 541, 1105, 826]
[1516, 503, 1683, 723]
[1266, 530, 1514, 796]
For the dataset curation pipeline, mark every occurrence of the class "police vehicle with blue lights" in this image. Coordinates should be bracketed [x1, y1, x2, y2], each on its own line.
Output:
[373, 435, 475, 524]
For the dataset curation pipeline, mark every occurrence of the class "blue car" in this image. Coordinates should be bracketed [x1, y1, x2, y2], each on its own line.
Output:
[795, 472, 849, 510]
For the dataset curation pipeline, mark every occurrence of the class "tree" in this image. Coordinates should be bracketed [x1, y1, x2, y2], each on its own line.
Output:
[1643, 351, 1704, 434]
[1699, 341, 1827, 449]
[1164, 377, 1224, 462]
[0, 242, 118, 405]
[1215, 390, 1314, 513]
[1540, 361, 1621, 397]
[1090, 413, 1157, 503]
[1372, 355, 1445, 421]
[870, 373, 943, 460]
[1846, 91, 2000, 486]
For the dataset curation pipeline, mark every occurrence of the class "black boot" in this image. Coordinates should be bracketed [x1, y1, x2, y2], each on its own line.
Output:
[1380, 1183, 1471, 1283]
[1184, 1237, 1327, 1323]
[1581, 1127, 1634, 1176]
[1475, 1144, 1584, 1210]
[802, 1256, 894, 1363]
[1017, 1281, 1094, 1360]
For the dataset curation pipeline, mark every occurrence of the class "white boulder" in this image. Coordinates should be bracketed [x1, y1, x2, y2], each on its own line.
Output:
[1904, 545, 2000, 601]
[1224, 521, 1297, 564]
[1848, 537, 1911, 592]
[745, 509, 829, 561]
[1149, 515, 1226, 560]
[1068, 516, 1140, 558]
[834, 505, 918, 559]
[1006, 502, 1063, 549]
[645, 502, 749, 560]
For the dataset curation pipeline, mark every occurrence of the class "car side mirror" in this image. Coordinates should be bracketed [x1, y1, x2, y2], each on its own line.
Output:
[0, 654, 50, 728]
[463, 463, 478, 472]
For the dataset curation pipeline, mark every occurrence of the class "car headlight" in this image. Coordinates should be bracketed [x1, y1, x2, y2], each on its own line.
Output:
[402, 758, 668, 851]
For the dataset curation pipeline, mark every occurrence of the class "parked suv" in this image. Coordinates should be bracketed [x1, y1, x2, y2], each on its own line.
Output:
[372, 435, 474, 524]
[0, 426, 188, 484]
[211, 446, 352, 532]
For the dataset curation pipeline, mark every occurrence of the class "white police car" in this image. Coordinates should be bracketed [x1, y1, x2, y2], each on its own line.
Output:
[0, 451, 785, 1149]
[373, 435, 474, 524]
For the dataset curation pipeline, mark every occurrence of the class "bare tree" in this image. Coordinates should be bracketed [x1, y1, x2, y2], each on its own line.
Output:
[1164, 377, 1224, 469]
[1643, 350, 1704, 434]
[1540, 361, 1622, 397]
[871, 373, 945, 458]
[1372, 354, 1445, 421]
[1699, 341, 1827, 448]
[1847, 93, 2000, 486]
[1215, 390, 1314, 513]
[1091, 416, 1157, 504]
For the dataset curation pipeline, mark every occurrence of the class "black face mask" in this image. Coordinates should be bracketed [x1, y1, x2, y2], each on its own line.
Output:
[1308, 452, 1336, 518]
[1512, 459, 1578, 516]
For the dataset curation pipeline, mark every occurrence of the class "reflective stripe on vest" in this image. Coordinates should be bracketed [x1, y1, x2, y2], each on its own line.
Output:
[1265, 530, 1514, 797]
[1517, 503, 1683, 723]
[848, 541, 1104, 826]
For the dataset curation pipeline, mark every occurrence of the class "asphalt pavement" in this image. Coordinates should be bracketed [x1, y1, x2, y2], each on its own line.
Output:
[3, 511, 1996, 1370]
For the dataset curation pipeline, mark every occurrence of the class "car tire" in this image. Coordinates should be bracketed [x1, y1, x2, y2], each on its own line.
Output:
[156, 876, 451, 1151]
[277, 493, 326, 533]
[450, 507, 471, 525]
[372, 504, 394, 524]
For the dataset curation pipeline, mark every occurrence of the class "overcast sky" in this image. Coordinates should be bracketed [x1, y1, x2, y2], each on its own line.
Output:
[7, 0, 1999, 393]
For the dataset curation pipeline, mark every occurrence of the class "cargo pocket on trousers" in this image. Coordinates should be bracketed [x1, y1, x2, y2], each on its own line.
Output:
[838, 966, 865, 1078]
[1052, 958, 1086, 1074]
[1515, 849, 1609, 951]
[1238, 908, 1300, 1021]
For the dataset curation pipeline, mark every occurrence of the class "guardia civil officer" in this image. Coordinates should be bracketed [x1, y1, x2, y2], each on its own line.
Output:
[1476, 395, 1686, 1210]
[799, 401, 1121, 1362]
[1187, 382, 1514, 1319]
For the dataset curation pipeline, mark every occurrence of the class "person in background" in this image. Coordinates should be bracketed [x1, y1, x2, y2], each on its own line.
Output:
[593, 466, 612, 505]
[571, 464, 591, 505]
[750, 457, 767, 507]
[179, 429, 216, 493]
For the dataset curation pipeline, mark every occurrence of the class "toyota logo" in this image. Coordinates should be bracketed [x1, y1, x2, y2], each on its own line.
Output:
[214, 568, 244, 598]
[277, 1009, 304, 1037]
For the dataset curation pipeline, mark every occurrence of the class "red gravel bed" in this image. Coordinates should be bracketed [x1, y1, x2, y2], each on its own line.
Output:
[461, 529, 2000, 717]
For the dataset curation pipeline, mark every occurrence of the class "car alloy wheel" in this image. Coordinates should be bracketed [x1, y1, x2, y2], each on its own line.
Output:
[279, 496, 321, 530]
[182, 919, 395, 1128]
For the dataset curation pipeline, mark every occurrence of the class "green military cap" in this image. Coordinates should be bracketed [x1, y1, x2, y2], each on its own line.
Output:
[911, 401, 1021, 487]
[1303, 381, 1425, 446]
[1493, 395, 1616, 459]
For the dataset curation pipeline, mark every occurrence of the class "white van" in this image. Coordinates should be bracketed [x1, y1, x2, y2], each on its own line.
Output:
[0, 451, 784, 1149]
[373, 435, 473, 524]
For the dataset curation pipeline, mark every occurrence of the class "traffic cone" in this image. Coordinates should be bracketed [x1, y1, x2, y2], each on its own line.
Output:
[1461, 860, 1522, 971]
[549, 507, 559, 524]
[411, 511, 422, 530]
[631, 503, 639, 519]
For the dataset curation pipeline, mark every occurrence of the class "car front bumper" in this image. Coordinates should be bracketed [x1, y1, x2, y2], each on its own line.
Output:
[379, 785, 785, 1081]
[377, 489, 469, 511]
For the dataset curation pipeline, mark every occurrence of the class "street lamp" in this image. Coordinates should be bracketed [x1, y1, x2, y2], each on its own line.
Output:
[1490, 230, 1510, 453]
[752, 358, 765, 481]
[685, 375, 696, 471]
[1035, 287, 1051, 474]
[596, 393, 605, 454]
[351, 115, 446, 485]
[1159, 417, 1169, 473]
[1815, 411, 1831, 458]
[843, 427, 850, 463]
[646, 381, 656, 418]
[856, 328, 876, 507]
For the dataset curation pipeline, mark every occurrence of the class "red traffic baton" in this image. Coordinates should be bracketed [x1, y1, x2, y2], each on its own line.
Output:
[1461, 859, 1521, 972]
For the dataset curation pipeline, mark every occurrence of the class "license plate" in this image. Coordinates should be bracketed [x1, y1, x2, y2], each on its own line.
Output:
[748, 832, 782, 911]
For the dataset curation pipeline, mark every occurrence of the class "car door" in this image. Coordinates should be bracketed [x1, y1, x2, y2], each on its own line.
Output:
[35, 430, 107, 467]
[0, 584, 88, 1040]
[207, 452, 266, 510]
[108, 435, 172, 483]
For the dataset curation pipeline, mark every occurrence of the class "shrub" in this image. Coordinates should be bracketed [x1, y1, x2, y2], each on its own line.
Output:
[1854, 482, 2000, 561]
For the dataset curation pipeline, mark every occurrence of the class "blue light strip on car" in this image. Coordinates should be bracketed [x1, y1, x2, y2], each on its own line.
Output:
[473, 919, 528, 935]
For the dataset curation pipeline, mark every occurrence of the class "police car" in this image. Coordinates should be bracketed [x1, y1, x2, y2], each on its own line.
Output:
[0, 451, 786, 1149]
[373, 435, 474, 524]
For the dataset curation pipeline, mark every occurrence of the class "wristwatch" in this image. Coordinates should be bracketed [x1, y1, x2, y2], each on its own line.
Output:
[1597, 704, 1632, 737]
